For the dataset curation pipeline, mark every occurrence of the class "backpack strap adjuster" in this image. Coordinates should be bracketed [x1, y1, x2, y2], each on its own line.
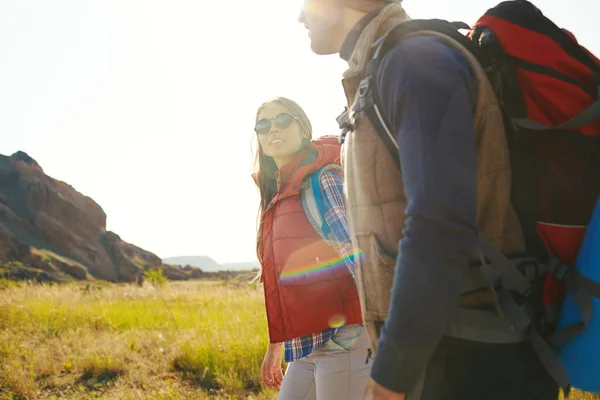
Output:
[353, 76, 375, 115]
[548, 257, 575, 283]
[336, 108, 355, 145]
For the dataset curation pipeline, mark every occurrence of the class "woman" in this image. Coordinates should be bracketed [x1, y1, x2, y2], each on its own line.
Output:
[252, 96, 371, 400]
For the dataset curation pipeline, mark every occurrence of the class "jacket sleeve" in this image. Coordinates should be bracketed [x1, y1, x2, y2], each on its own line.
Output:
[369, 35, 480, 393]
[319, 169, 357, 280]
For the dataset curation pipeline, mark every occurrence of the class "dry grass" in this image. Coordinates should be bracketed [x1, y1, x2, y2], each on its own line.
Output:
[0, 280, 277, 399]
[0, 279, 597, 399]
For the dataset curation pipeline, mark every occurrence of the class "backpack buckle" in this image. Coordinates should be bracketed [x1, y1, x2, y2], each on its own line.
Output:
[336, 108, 355, 144]
[357, 75, 372, 97]
[548, 257, 574, 283]
[353, 76, 375, 115]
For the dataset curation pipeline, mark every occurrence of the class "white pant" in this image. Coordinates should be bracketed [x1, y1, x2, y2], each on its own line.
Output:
[277, 324, 372, 400]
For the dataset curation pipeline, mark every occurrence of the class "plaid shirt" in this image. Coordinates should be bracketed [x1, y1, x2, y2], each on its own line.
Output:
[284, 168, 358, 362]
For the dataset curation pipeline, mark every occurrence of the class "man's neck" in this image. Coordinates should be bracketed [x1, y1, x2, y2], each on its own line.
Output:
[339, 7, 384, 62]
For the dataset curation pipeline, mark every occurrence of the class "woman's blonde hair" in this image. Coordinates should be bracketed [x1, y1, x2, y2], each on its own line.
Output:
[253, 97, 313, 277]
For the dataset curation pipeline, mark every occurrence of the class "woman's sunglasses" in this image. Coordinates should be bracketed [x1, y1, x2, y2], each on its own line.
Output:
[254, 113, 298, 135]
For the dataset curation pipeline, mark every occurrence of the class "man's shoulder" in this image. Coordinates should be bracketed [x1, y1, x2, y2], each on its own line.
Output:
[377, 33, 475, 82]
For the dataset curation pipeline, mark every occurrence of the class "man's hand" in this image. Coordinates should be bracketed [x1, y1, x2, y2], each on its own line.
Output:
[364, 378, 406, 400]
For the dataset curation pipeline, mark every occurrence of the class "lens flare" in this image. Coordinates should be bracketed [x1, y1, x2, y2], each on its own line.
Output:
[278, 250, 363, 284]
[329, 314, 346, 328]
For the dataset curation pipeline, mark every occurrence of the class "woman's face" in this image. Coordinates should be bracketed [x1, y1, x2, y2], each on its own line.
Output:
[255, 102, 307, 168]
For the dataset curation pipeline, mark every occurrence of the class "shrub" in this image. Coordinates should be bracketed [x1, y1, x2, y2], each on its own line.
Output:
[144, 268, 168, 288]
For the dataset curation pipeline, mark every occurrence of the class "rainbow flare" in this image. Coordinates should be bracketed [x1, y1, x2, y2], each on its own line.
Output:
[278, 249, 364, 284]
[328, 314, 347, 328]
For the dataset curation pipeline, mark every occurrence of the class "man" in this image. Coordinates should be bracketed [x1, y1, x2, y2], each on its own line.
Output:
[297, 0, 559, 399]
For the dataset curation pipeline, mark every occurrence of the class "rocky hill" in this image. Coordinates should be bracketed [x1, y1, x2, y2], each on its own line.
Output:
[0, 151, 206, 283]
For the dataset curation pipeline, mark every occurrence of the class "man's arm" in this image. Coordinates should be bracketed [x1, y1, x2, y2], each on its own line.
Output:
[368, 35, 479, 394]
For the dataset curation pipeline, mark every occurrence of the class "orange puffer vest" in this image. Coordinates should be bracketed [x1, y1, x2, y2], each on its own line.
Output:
[259, 136, 363, 343]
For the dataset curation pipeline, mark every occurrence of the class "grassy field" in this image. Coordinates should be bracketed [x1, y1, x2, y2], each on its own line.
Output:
[0, 279, 598, 400]
[0, 279, 276, 399]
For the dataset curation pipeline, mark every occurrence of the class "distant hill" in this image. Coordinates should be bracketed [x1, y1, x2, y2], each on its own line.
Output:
[222, 261, 259, 271]
[162, 256, 258, 271]
[161, 256, 219, 270]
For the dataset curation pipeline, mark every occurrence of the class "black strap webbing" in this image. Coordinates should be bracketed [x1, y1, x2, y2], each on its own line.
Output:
[372, 19, 479, 62]
[478, 234, 533, 296]
[363, 102, 401, 167]
[512, 91, 600, 131]
[497, 286, 572, 390]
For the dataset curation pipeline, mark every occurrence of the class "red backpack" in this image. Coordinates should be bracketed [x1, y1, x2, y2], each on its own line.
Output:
[469, 1, 600, 309]
[342, 0, 600, 393]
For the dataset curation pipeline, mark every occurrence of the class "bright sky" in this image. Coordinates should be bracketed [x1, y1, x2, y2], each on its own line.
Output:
[1, 0, 598, 264]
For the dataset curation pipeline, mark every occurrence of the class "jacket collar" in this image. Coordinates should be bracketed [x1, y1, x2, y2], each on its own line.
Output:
[340, 5, 386, 62]
[342, 2, 410, 79]
[275, 147, 317, 188]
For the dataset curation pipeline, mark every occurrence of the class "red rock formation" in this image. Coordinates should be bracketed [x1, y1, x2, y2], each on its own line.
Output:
[0, 151, 176, 282]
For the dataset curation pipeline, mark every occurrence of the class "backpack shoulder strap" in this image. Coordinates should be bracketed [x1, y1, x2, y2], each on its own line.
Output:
[512, 93, 600, 131]
[349, 19, 479, 169]
[300, 164, 343, 245]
